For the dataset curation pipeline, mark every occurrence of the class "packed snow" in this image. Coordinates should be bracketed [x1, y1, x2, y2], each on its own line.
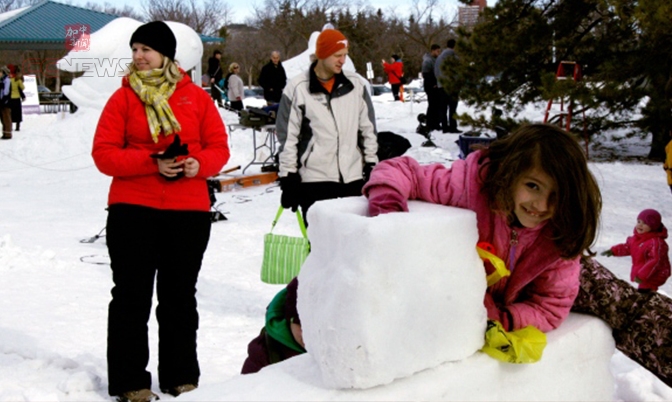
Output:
[0, 17, 671, 402]
[298, 199, 487, 390]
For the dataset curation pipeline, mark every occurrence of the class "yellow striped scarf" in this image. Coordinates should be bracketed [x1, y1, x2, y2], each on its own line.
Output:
[128, 69, 181, 143]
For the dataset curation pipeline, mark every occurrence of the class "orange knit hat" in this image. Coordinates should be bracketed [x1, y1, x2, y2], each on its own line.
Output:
[315, 29, 348, 59]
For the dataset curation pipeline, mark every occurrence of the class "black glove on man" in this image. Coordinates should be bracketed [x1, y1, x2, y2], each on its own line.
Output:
[280, 172, 301, 212]
[363, 162, 376, 183]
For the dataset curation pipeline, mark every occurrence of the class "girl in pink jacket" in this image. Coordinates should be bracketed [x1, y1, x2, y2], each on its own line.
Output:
[363, 124, 602, 332]
[602, 209, 671, 292]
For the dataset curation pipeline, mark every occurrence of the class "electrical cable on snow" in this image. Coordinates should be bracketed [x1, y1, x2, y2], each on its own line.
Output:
[80, 227, 106, 243]
[80, 254, 110, 265]
[0, 150, 93, 173]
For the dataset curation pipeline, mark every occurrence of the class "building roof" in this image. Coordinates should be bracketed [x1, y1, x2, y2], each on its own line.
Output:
[0, 0, 117, 49]
[0, 0, 222, 50]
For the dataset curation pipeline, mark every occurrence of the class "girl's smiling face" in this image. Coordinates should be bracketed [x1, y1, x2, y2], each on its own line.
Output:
[635, 219, 652, 234]
[512, 167, 556, 228]
[132, 43, 163, 71]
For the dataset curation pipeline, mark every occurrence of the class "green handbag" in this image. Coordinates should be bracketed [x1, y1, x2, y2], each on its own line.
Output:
[261, 206, 310, 284]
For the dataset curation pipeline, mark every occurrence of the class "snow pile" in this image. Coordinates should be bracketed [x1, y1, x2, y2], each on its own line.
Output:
[187, 315, 614, 401]
[57, 18, 204, 111]
[181, 195, 616, 400]
[298, 197, 487, 389]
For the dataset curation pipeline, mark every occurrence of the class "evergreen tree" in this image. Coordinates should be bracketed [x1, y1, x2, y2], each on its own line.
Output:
[450, 0, 672, 159]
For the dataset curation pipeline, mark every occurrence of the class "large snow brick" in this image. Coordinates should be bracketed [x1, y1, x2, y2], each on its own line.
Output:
[297, 197, 488, 389]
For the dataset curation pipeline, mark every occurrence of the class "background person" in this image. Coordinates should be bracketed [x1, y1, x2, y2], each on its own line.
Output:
[92, 21, 229, 402]
[382, 54, 404, 101]
[258, 50, 287, 105]
[226, 62, 245, 111]
[276, 28, 378, 222]
[601, 209, 671, 292]
[9, 66, 25, 132]
[207, 49, 223, 107]
[421, 44, 442, 132]
[435, 39, 462, 133]
[0, 65, 11, 139]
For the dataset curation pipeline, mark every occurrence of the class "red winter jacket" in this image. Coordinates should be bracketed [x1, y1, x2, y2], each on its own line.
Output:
[383, 61, 404, 85]
[611, 226, 671, 291]
[363, 153, 581, 332]
[93, 72, 229, 212]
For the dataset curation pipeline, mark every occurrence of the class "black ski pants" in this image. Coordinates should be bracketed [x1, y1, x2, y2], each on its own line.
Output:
[425, 86, 442, 131]
[106, 204, 211, 396]
[438, 89, 459, 132]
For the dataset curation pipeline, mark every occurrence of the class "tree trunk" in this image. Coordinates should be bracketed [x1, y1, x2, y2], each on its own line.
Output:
[649, 127, 668, 161]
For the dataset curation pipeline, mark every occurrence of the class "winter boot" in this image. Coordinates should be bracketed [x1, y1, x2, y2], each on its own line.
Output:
[161, 384, 197, 396]
[116, 389, 159, 402]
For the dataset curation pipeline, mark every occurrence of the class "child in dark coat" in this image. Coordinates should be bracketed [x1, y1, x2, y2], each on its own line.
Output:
[241, 278, 305, 374]
[602, 209, 671, 292]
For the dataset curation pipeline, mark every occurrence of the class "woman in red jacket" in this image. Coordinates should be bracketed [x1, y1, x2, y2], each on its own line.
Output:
[92, 21, 229, 402]
[382, 54, 404, 101]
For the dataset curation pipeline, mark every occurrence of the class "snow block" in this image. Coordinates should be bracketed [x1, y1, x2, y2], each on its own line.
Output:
[297, 197, 488, 389]
[185, 314, 616, 401]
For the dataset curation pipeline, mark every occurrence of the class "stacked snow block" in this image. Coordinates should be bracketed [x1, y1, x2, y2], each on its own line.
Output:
[297, 197, 488, 389]
[189, 314, 615, 401]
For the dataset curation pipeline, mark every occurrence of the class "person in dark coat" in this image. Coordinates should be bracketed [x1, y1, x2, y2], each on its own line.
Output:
[434, 39, 462, 133]
[207, 50, 223, 107]
[9, 66, 25, 131]
[258, 51, 287, 105]
[421, 44, 442, 132]
[241, 278, 304, 374]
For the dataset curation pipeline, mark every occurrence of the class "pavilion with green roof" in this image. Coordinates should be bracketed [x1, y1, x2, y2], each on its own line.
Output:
[0, 0, 222, 50]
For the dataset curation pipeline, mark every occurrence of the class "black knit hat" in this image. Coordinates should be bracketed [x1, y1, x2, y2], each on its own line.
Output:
[129, 21, 177, 61]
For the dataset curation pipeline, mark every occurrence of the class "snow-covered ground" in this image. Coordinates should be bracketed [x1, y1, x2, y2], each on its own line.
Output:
[0, 92, 671, 401]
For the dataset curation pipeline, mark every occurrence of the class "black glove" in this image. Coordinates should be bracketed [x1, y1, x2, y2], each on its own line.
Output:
[600, 249, 613, 257]
[280, 172, 301, 212]
[151, 134, 189, 181]
[363, 162, 376, 183]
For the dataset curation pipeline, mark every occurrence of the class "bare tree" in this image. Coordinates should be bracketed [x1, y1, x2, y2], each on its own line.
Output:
[405, 0, 456, 49]
[142, 0, 231, 36]
[0, 0, 34, 13]
[83, 2, 144, 20]
[223, 29, 268, 86]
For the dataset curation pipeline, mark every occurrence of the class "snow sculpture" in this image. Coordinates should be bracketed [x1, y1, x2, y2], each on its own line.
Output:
[297, 197, 488, 389]
[56, 18, 203, 110]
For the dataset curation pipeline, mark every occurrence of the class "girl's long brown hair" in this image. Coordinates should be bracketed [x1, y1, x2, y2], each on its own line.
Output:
[478, 124, 602, 258]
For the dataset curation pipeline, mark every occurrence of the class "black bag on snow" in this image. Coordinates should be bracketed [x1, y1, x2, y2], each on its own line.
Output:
[377, 131, 412, 161]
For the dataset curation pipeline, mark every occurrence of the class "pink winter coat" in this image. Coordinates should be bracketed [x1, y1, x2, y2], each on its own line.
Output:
[363, 153, 581, 333]
[611, 226, 671, 291]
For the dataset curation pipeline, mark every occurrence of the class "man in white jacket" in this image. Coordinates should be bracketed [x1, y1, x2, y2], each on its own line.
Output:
[276, 28, 378, 222]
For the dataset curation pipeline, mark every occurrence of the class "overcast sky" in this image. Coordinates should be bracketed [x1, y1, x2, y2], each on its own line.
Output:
[69, 0, 496, 25]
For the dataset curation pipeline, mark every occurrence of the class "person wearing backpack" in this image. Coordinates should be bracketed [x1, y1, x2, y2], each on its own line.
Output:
[207, 50, 223, 108]
[0, 65, 12, 139]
